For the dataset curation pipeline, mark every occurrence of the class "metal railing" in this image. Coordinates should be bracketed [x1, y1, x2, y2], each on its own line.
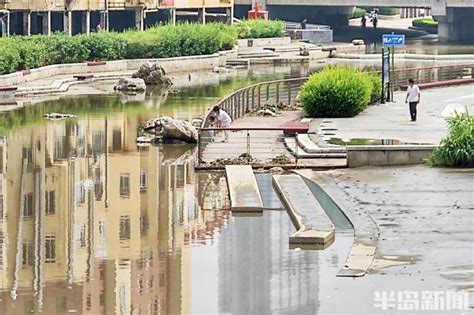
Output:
[197, 63, 474, 166]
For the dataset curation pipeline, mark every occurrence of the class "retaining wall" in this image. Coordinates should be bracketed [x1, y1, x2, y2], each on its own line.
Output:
[0, 50, 238, 87]
[237, 37, 291, 47]
[347, 145, 438, 167]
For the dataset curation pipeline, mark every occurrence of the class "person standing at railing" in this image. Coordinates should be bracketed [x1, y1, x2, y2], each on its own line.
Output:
[405, 78, 421, 122]
[212, 106, 232, 143]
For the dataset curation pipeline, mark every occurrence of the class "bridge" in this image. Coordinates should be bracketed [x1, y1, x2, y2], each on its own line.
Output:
[235, 0, 474, 43]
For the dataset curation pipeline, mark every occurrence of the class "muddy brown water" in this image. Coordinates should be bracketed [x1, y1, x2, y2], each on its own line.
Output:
[0, 68, 357, 314]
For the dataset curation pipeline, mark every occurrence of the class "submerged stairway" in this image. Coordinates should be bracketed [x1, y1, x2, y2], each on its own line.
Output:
[225, 166, 335, 248]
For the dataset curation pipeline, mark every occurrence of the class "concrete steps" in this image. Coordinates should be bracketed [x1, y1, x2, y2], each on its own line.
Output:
[273, 174, 335, 247]
[284, 137, 347, 159]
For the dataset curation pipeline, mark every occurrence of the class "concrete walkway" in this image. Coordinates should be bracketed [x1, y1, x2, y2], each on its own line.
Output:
[312, 84, 474, 145]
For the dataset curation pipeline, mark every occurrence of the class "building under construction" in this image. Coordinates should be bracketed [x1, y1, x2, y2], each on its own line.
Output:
[0, 0, 233, 36]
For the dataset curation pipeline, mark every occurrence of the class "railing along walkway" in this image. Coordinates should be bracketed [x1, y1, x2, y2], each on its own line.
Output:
[197, 64, 474, 167]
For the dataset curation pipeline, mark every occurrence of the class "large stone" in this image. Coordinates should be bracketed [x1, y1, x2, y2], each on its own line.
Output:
[143, 116, 198, 143]
[114, 78, 146, 92]
[132, 62, 173, 87]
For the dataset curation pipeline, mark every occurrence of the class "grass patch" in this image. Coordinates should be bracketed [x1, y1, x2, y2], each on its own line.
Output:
[425, 111, 474, 167]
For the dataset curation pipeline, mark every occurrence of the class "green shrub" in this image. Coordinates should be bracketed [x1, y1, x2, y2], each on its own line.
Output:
[44, 33, 89, 64]
[412, 18, 438, 29]
[15, 36, 49, 69]
[365, 72, 382, 104]
[78, 32, 127, 61]
[300, 66, 373, 118]
[0, 23, 238, 75]
[351, 7, 367, 19]
[235, 19, 285, 39]
[0, 42, 21, 75]
[426, 112, 474, 167]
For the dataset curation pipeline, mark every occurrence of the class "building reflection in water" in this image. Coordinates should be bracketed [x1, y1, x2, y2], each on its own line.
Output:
[0, 113, 230, 314]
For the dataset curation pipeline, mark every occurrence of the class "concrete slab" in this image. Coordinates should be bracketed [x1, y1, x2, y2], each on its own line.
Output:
[225, 165, 263, 212]
[272, 175, 335, 246]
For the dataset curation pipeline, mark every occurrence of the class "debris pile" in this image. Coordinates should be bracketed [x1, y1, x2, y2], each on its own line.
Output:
[44, 113, 77, 120]
[248, 99, 302, 117]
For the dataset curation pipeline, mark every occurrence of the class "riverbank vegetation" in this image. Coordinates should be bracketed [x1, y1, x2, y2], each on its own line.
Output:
[426, 112, 474, 167]
[235, 19, 285, 39]
[300, 66, 381, 118]
[412, 18, 438, 30]
[0, 20, 285, 75]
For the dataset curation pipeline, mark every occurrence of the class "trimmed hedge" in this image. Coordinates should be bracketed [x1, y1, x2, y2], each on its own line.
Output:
[300, 66, 379, 118]
[412, 18, 438, 29]
[0, 23, 238, 75]
[0, 20, 286, 75]
[235, 19, 285, 39]
[426, 112, 474, 167]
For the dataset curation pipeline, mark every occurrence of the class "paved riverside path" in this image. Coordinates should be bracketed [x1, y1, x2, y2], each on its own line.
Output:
[313, 84, 474, 145]
[273, 175, 335, 247]
[225, 165, 263, 212]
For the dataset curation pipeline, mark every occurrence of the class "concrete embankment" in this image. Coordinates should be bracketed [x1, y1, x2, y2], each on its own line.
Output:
[0, 50, 238, 87]
[273, 174, 335, 248]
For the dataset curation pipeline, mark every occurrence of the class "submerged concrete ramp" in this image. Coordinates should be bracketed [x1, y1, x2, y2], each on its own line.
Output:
[225, 165, 263, 212]
[273, 175, 335, 247]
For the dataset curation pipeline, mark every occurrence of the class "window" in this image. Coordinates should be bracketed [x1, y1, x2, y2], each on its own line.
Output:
[86, 294, 92, 310]
[45, 190, 56, 215]
[76, 183, 85, 204]
[23, 193, 34, 217]
[79, 225, 86, 247]
[22, 147, 33, 170]
[22, 242, 34, 267]
[112, 128, 122, 151]
[140, 214, 149, 236]
[120, 174, 130, 197]
[119, 216, 130, 241]
[45, 235, 56, 263]
[140, 170, 147, 192]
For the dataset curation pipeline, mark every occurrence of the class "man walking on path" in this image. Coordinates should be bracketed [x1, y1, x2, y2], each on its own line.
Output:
[212, 106, 232, 142]
[405, 78, 421, 121]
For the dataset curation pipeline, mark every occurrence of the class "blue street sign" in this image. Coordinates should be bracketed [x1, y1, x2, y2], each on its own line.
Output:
[382, 34, 405, 46]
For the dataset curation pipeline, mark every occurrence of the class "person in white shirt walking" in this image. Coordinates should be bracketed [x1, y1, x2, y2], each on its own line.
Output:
[212, 106, 232, 142]
[405, 78, 421, 121]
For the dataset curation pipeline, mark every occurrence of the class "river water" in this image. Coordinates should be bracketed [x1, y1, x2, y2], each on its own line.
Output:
[0, 65, 357, 314]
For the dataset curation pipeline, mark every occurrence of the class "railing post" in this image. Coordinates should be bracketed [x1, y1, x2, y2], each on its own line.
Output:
[246, 89, 250, 113]
[257, 85, 262, 108]
[251, 86, 256, 109]
[276, 82, 280, 104]
[247, 130, 251, 164]
[295, 132, 298, 166]
[197, 131, 202, 165]
[287, 82, 292, 106]
[266, 84, 270, 103]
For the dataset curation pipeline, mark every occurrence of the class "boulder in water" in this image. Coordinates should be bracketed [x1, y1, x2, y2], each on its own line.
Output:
[132, 62, 173, 87]
[114, 78, 146, 92]
[143, 116, 198, 143]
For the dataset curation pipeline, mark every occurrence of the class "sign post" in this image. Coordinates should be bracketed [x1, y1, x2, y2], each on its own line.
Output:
[382, 34, 405, 103]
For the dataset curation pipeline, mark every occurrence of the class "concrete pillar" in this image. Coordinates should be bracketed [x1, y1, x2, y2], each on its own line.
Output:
[226, 7, 233, 25]
[197, 8, 206, 24]
[82, 11, 91, 34]
[170, 8, 176, 25]
[99, 11, 108, 31]
[64, 11, 72, 36]
[23, 11, 31, 36]
[42, 11, 51, 35]
[135, 8, 144, 31]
